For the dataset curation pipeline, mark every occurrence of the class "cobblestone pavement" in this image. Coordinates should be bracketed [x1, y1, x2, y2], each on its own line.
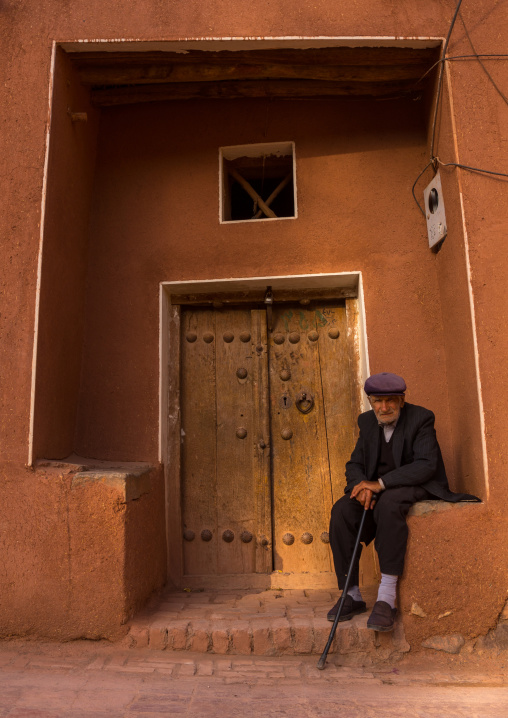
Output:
[125, 586, 409, 657]
[0, 640, 507, 717]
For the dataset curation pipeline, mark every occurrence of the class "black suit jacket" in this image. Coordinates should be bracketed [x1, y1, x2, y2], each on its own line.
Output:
[344, 402, 480, 502]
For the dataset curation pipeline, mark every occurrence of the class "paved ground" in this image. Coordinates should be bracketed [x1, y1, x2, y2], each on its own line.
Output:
[0, 639, 507, 717]
[126, 586, 411, 657]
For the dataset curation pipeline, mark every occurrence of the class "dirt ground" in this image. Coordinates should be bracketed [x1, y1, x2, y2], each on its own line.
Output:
[0, 637, 507, 717]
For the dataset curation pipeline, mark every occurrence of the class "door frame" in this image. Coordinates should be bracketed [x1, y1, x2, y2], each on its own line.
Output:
[159, 272, 371, 588]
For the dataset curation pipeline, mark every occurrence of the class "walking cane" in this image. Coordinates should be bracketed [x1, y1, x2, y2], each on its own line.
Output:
[317, 497, 374, 670]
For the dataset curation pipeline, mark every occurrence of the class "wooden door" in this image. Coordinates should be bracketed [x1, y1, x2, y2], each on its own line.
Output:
[181, 307, 271, 576]
[269, 303, 358, 573]
[179, 299, 365, 585]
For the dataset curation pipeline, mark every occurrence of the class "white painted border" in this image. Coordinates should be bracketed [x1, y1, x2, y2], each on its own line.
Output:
[158, 272, 370, 462]
[445, 64, 489, 499]
[59, 37, 443, 53]
[28, 41, 57, 467]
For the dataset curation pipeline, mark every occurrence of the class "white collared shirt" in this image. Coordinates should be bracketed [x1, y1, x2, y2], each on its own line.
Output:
[378, 418, 398, 489]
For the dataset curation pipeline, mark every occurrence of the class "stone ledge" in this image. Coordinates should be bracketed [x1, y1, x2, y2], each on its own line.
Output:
[35, 454, 154, 502]
[71, 465, 153, 502]
[408, 500, 475, 517]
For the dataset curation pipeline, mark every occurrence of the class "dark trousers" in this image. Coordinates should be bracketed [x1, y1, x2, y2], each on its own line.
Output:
[329, 486, 429, 589]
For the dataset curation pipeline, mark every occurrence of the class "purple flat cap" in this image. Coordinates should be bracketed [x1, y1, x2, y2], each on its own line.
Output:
[364, 372, 406, 396]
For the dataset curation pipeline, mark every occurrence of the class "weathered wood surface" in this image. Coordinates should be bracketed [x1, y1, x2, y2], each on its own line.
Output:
[169, 287, 357, 306]
[73, 46, 438, 105]
[181, 308, 218, 575]
[91, 79, 421, 105]
[79, 61, 432, 86]
[317, 304, 356, 505]
[181, 308, 272, 576]
[269, 305, 334, 574]
[179, 302, 373, 586]
[70, 46, 437, 74]
[250, 310, 272, 573]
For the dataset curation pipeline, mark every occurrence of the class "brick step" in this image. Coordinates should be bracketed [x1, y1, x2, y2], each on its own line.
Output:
[124, 589, 409, 662]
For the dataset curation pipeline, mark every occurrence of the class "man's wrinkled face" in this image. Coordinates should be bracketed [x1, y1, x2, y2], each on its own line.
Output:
[369, 395, 405, 425]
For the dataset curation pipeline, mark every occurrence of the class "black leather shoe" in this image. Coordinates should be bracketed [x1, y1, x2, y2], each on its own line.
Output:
[367, 600, 397, 631]
[327, 594, 367, 622]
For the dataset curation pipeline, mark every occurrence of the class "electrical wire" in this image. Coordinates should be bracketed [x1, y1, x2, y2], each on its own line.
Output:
[429, 0, 464, 161]
[412, 1, 508, 217]
[436, 160, 508, 178]
[417, 54, 508, 85]
[459, 12, 508, 105]
[412, 161, 434, 216]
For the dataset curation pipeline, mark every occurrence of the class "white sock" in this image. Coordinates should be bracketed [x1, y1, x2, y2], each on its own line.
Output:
[376, 573, 398, 609]
[347, 585, 363, 602]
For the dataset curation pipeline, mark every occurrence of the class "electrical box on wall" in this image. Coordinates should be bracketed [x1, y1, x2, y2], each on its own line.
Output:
[423, 171, 448, 249]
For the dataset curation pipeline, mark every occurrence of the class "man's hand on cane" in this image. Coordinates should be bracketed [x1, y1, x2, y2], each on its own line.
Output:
[350, 480, 383, 510]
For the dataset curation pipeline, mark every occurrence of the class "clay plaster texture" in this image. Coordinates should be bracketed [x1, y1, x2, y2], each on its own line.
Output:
[0, 0, 507, 645]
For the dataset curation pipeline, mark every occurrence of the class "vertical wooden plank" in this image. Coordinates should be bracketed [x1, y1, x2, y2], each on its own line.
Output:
[215, 308, 260, 574]
[180, 308, 218, 576]
[269, 304, 333, 573]
[166, 304, 183, 585]
[316, 303, 357, 504]
[346, 298, 379, 587]
[251, 310, 272, 573]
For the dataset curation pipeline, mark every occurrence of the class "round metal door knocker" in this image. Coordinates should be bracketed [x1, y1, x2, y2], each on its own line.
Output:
[296, 390, 315, 414]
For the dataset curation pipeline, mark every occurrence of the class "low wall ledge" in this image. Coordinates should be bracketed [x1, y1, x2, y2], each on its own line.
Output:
[71, 465, 153, 502]
[408, 500, 478, 517]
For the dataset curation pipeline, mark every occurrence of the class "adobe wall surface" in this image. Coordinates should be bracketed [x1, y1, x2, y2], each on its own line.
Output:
[0, 0, 506, 643]
[31, 49, 101, 461]
[0, 462, 166, 641]
[76, 97, 454, 466]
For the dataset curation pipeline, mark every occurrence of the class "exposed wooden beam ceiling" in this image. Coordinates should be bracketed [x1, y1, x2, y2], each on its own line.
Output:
[67, 47, 439, 106]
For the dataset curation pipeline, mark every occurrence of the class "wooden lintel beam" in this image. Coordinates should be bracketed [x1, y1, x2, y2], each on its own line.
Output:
[78, 62, 430, 87]
[170, 288, 357, 305]
[91, 79, 419, 106]
[69, 47, 437, 69]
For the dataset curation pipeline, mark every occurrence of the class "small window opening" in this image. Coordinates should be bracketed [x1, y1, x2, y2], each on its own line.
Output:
[220, 142, 296, 223]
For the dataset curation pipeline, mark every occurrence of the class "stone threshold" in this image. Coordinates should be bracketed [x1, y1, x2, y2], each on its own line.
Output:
[123, 587, 410, 663]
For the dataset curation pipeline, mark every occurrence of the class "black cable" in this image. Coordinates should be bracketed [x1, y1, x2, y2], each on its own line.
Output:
[412, 161, 434, 216]
[417, 54, 508, 85]
[436, 160, 508, 178]
[459, 12, 508, 105]
[430, 0, 464, 160]
[412, 2, 508, 217]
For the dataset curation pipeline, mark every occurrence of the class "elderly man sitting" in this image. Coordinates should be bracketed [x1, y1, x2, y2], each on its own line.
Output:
[328, 372, 480, 632]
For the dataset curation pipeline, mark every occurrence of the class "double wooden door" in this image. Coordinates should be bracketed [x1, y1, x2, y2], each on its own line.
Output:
[180, 300, 362, 584]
